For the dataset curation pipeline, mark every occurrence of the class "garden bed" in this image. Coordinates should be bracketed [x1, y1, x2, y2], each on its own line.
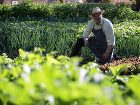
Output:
[100, 56, 140, 75]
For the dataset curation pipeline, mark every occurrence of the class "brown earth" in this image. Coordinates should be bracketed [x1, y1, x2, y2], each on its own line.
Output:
[99, 57, 140, 75]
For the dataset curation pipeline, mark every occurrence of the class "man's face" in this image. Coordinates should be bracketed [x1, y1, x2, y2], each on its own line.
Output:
[92, 12, 102, 24]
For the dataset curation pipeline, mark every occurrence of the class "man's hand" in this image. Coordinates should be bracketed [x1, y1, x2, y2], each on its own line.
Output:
[102, 45, 114, 61]
[83, 38, 89, 47]
[102, 51, 110, 61]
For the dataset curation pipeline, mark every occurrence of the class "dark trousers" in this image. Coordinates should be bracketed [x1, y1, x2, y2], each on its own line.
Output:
[70, 37, 113, 64]
[70, 37, 94, 57]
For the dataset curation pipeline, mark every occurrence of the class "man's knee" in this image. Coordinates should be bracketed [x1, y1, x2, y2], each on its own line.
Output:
[77, 37, 84, 44]
[74, 38, 84, 47]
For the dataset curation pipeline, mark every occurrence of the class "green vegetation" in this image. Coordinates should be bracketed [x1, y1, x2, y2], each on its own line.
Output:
[0, 20, 140, 58]
[0, 49, 140, 105]
[0, 2, 140, 105]
[0, 2, 139, 22]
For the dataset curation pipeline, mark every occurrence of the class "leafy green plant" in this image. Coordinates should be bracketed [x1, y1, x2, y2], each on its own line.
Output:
[0, 49, 140, 105]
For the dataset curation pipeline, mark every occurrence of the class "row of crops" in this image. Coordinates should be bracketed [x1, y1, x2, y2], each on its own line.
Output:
[0, 48, 140, 105]
[0, 19, 140, 58]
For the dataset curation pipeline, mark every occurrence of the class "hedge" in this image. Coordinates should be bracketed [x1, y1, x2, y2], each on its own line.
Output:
[0, 2, 139, 22]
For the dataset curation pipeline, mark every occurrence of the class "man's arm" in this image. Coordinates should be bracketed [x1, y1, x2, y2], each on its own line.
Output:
[82, 20, 93, 46]
[102, 19, 115, 60]
[105, 45, 114, 53]
[104, 20, 115, 52]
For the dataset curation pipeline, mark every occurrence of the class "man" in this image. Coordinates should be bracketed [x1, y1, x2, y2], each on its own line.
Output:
[70, 7, 115, 64]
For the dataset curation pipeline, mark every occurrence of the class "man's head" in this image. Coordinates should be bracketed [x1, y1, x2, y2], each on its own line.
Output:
[91, 7, 105, 24]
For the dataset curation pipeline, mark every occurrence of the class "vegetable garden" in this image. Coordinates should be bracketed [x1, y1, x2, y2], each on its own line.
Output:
[0, 1, 140, 105]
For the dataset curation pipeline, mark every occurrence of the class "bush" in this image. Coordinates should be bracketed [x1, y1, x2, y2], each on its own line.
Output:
[0, 2, 139, 22]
